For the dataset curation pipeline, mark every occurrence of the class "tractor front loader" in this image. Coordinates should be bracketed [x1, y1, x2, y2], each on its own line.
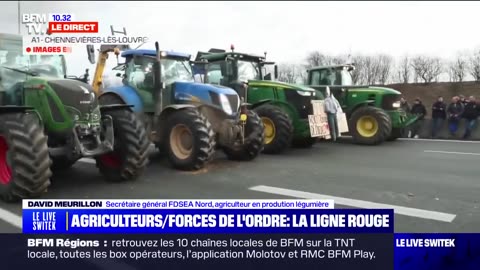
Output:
[0, 33, 150, 202]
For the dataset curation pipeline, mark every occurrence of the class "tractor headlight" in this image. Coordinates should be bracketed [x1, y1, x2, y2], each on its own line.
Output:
[297, 90, 314, 96]
[392, 101, 401, 108]
[219, 93, 233, 115]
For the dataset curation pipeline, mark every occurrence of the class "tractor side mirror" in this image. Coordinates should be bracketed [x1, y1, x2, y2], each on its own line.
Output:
[274, 65, 278, 80]
[87, 45, 96, 64]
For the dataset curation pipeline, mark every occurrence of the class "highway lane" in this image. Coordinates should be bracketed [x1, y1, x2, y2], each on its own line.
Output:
[0, 139, 478, 233]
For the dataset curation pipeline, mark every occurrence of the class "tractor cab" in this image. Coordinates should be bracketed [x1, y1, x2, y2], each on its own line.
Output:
[194, 48, 280, 98]
[0, 34, 71, 105]
[307, 64, 357, 110]
[111, 49, 196, 112]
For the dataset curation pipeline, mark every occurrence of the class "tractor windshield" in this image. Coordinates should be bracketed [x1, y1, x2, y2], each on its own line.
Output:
[310, 67, 354, 86]
[161, 58, 193, 85]
[237, 60, 261, 81]
[126, 56, 193, 89]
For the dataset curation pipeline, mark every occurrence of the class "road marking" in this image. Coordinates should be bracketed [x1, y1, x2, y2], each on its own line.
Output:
[400, 138, 480, 143]
[249, 185, 457, 223]
[77, 158, 96, 164]
[0, 207, 22, 228]
[342, 135, 480, 143]
[424, 150, 480, 156]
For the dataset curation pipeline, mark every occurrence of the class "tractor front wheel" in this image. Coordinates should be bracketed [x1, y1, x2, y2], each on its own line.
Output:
[349, 106, 392, 145]
[223, 111, 264, 161]
[95, 108, 150, 182]
[254, 105, 293, 154]
[165, 108, 215, 171]
[0, 113, 51, 202]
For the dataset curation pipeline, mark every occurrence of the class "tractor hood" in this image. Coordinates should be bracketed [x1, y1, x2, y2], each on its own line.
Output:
[174, 81, 240, 114]
[248, 80, 316, 92]
[343, 86, 401, 95]
[174, 81, 237, 96]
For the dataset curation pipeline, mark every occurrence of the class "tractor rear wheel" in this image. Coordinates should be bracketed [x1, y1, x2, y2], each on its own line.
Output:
[224, 111, 264, 161]
[95, 108, 150, 182]
[349, 106, 392, 145]
[254, 105, 293, 154]
[165, 108, 215, 171]
[0, 112, 51, 202]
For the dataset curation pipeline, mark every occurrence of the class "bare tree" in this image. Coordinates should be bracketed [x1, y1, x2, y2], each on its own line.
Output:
[305, 51, 329, 69]
[277, 63, 296, 83]
[410, 56, 444, 84]
[350, 55, 366, 85]
[277, 63, 306, 84]
[449, 55, 467, 83]
[397, 56, 411, 84]
[469, 50, 480, 82]
[377, 54, 393, 84]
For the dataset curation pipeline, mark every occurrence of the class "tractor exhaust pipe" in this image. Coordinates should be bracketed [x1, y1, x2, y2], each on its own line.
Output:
[153, 42, 163, 124]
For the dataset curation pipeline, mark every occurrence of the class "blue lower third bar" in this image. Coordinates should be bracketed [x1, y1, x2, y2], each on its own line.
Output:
[22, 209, 394, 234]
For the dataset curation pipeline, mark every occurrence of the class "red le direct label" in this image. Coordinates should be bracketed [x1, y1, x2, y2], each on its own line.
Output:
[48, 22, 98, 33]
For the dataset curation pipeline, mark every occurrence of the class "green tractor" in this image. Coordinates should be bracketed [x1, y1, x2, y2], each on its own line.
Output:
[0, 33, 150, 202]
[193, 47, 328, 154]
[88, 43, 264, 171]
[306, 64, 416, 145]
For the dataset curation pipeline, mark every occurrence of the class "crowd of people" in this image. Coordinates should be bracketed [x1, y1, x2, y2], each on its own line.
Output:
[400, 95, 480, 139]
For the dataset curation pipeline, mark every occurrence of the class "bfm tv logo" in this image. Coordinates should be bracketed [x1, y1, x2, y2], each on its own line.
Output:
[22, 14, 98, 35]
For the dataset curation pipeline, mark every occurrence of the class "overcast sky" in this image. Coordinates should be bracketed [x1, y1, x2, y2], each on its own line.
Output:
[1, 1, 480, 76]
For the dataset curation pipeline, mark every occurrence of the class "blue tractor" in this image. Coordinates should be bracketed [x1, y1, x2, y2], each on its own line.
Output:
[88, 43, 264, 171]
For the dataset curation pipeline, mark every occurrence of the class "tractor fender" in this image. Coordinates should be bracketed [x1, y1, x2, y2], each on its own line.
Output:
[0, 105, 34, 113]
[252, 100, 297, 120]
[101, 85, 144, 113]
[157, 104, 197, 125]
[99, 104, 134, 113]
[0, 106, 45, 128]
[347, 100, 376, 117]
[250, 99, 272, 110]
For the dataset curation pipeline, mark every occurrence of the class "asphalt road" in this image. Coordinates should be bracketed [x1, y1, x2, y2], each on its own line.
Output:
[0, 138, 479, 233]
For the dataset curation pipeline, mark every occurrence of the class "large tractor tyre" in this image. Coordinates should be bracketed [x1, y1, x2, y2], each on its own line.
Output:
[386, 128, 402, 141]
[164, 108, 215, 171]
[0, 113, 52, 202]
[95, 108, 150, 182]
[349, 106, 392, 145]
[254, 105, 293, 154]
[224, 111, 265, 161]
[292, 137, 317, 148]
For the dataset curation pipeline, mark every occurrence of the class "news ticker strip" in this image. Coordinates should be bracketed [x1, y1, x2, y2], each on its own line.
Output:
[23, 199, 334, 209]
[22, 208, 394, 234]
[19, 234, 393, 270]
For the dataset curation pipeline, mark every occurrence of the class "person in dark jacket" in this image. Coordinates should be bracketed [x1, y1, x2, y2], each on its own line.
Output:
[459, 95, 468, 107]
[409, 98, 427, 138]
[431, 96, 447, 138]
[462, 96, 478, 139]
[399, 97, 410, 137]
[447, 96, 464, 137]
[400, 97, 410, 113]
